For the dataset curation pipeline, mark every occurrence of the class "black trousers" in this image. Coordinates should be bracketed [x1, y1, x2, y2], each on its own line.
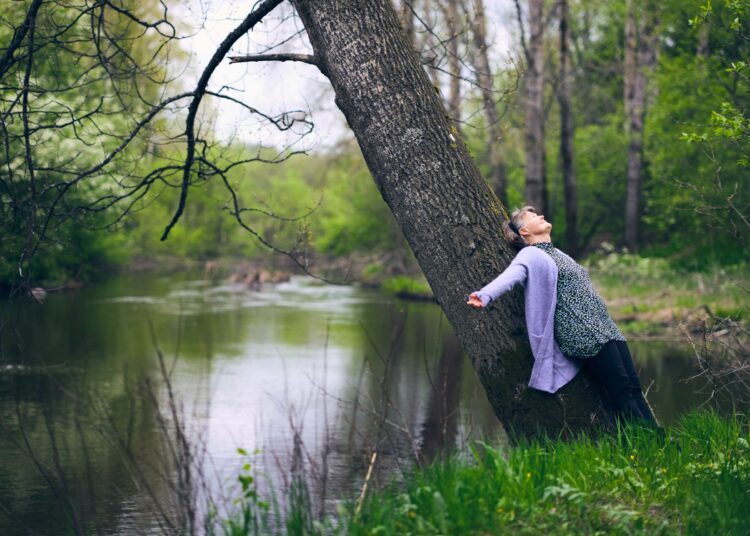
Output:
[581, 340, 643, 410]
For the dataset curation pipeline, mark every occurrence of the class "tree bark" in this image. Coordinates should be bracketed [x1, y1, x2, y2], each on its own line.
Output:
[470, 0, 508, 204]
[624, 0, 657, 252]
[290, 0, 607, 439]
[524, 0, 548, 214]
[558, 0, 578, 257]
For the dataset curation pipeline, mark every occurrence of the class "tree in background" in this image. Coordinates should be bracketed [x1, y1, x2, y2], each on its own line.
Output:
[520, 0, 549, 215]
[469, 0, 510, 203]
[558, 0, 579, 257]
[624, 0, 658, 251]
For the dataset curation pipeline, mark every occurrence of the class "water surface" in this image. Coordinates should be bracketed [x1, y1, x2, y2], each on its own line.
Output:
[0, 271, 731, 534]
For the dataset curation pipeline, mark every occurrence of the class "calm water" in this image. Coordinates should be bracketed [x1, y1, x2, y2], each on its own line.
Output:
[0, 271, 732, 534]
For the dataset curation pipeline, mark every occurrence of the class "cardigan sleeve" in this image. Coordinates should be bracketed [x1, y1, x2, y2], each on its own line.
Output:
[472, 261, 528, 307]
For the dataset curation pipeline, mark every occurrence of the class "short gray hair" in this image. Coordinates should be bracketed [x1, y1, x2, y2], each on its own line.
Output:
[502, 205, 537, 250]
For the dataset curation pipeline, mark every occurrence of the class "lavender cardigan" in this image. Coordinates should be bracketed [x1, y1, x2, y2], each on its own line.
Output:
[472, 246, 582, 393]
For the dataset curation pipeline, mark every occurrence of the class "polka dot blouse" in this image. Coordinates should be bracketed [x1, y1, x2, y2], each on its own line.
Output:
[532, 242, 626, 359]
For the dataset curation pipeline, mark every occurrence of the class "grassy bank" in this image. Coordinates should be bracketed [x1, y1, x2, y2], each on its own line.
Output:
[377, 254, 749, 339]
[587, 255, 749, 338]
[217, 411, 749, 535]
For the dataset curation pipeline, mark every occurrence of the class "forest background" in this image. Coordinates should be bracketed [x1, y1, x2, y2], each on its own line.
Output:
[1, 0, 748, 291]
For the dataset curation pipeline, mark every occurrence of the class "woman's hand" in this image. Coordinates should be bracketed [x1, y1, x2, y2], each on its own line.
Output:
[466, 293, 484, 308]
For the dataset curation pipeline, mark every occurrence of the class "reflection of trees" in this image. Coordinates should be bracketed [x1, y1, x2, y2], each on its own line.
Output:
[0, 359, 205, 534]
[323, 304, 500, 497]
[418, 332, 463, 462]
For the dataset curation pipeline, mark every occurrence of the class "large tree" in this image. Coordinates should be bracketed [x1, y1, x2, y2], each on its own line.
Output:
[288, 0, 613, 437]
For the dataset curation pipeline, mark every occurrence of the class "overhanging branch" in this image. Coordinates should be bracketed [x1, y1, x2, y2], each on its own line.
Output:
[228, 53, 320, 69]
[159, 0, 284, 242]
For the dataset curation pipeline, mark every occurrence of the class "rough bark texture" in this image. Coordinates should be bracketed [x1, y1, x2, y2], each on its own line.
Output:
[290, 0, 607, 439]
[624, 0, 657, 251]
[470, 0, 508, 204]
[558, 0, 578, 257]
[524, 0, 548, 215]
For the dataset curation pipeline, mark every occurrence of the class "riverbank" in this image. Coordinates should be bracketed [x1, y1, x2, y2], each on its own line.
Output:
[25, 251, 747, 341]
[217, 411, 750, 535]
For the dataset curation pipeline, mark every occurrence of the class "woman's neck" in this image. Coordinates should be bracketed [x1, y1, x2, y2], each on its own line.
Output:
[526, 234, 552, 245]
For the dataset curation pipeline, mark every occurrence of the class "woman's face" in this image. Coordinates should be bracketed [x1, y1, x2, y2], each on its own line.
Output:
[519, 211, 552, 238]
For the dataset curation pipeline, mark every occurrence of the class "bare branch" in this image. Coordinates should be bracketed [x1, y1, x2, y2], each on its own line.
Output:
[228, 53, 320, 70]
[0, 0, 44, 79]
[159, 0, 285, 242]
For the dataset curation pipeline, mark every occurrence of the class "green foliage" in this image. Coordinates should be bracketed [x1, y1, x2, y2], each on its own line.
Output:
[208, 448, 274, 536]
[5, 0, 750, 289]
[585, 249, 674, 283]
[381, 275, 434, 299]
[214, 412, 750, 535]
[117, 142, 402, 262]
[341, 412, 750, 535]
[0, 1, 184, 287]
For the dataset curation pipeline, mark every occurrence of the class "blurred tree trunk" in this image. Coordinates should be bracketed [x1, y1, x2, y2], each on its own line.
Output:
[291, 0, 609, 439]
[558, 0, 578, 256]
[624, 0, 657, 251]
[400, 0, 415, 46]
[525, 0, 548, 214]
[446, 0, 463, 134]
[470, 0, 508, 204]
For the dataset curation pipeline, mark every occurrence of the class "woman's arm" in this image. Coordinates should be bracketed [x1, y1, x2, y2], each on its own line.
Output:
[468, 263, 528, 307]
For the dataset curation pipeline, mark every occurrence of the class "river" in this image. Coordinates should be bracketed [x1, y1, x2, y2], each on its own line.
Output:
[0, 271, 733, 534]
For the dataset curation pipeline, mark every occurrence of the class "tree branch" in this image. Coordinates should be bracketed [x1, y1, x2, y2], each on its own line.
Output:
[228, 53, 320, 69]
[0, 0, 44, 79]
[159, 0, 285, 242]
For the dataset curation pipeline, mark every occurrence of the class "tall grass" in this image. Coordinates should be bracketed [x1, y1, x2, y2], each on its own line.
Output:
[218, 411, 750, 535]
[345, 412, 749, 535]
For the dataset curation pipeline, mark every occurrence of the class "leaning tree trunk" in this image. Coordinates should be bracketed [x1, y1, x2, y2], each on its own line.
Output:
[524, 0, 548, 215]
[470, 0, 508, 204]
[558, 0, 579, 257]
[290, 0, 607, 438]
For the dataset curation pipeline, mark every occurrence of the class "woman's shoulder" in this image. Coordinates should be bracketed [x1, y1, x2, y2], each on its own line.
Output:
[515, 245, 549, 261]
[514, 245, 556, 270]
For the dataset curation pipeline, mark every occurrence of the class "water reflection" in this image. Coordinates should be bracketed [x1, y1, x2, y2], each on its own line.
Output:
[0, 272, 740, 534]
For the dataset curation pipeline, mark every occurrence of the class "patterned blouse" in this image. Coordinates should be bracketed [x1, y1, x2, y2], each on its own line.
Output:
[532, 242, 626, 358]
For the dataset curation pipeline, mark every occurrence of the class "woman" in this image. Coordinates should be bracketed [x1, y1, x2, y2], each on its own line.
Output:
[467, 205, 656, 426]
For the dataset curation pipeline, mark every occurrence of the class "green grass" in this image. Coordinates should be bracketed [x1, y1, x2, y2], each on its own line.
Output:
[586, 256, 750, 335]
[381, 275, 434, 300]
[216, 411, 750, 535]
[343, 412, 749, 535]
